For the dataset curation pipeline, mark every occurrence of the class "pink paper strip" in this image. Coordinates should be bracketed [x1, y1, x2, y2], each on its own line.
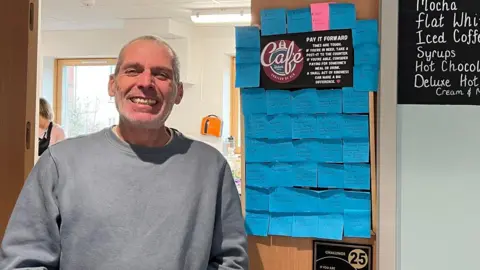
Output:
[310, 3, 331, 31]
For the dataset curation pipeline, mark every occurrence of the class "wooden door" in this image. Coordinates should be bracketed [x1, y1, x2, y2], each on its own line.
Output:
[0, 0, 39, 239]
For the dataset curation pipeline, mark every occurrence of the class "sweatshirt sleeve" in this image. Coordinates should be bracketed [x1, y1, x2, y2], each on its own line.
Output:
[0, 150, 61, 270]
[208, 161, 249, 270]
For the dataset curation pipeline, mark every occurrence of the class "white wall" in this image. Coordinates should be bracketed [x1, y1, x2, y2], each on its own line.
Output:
[41, 57, 55, 104]
[39, 25, 235, 151]
[398, 106, 480, 270]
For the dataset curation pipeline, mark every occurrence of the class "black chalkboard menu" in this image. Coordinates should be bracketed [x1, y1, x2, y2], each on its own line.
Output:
[398, 0, 480, 105]
[260, 29, 353, 90]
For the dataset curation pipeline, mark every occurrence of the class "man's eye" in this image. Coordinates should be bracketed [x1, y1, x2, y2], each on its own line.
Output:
[155, 73, 169, 80]
[125, 69, 138, 75]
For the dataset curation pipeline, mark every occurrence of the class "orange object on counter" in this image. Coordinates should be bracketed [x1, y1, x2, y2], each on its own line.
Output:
[201, 115, 222, 137]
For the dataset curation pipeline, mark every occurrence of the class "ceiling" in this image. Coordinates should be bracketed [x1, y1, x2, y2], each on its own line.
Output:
[41, 0, 251, 31]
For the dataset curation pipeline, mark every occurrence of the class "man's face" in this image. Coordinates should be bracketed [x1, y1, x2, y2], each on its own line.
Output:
[108, 40, 183, 129]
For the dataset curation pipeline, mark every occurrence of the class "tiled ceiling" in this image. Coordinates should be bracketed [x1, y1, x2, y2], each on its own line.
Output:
[41, 0, 251, 30]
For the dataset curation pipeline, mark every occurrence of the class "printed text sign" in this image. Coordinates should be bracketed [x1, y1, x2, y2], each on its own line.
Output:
[260, 29, 354, 90]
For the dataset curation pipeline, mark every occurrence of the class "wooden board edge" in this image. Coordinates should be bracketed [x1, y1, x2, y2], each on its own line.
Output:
[369, 92, 377, 235]
[241, 105, 246, 217]
[369, 91, 377, 270]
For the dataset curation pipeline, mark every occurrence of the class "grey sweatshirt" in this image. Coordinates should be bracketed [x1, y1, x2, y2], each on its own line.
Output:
[0, 128, 248, 270]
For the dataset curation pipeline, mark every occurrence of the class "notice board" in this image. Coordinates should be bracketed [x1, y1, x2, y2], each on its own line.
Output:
[244, 0, 379, 269]
[398, 0, 480, 105]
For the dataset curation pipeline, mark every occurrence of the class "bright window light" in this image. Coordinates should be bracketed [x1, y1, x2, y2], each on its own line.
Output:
[191, 12, 251, 24]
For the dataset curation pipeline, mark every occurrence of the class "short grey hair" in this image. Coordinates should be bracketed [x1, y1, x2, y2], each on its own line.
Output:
[114, 35, 181, 84]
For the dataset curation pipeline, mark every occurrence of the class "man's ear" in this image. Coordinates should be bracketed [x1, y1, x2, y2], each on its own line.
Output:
[175, 82, 184, 104]
[108, 75, 115, 97]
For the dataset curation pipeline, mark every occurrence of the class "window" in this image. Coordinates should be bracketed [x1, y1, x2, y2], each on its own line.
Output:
[230, 56, 242, 154]
[54, 58, 118, 138]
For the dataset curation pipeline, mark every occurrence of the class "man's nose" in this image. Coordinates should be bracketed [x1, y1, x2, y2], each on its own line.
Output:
[137, 71, 154, 88]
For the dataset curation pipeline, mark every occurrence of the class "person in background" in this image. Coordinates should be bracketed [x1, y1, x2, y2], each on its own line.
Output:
[0, 35, 248, 270]
[38, 97, 66, 156]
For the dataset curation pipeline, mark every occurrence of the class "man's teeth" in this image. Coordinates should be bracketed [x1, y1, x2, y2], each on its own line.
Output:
[130, 98, 157, 105]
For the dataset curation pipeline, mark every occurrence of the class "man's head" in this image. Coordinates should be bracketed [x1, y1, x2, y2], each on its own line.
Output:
[109, 35, 183, 129]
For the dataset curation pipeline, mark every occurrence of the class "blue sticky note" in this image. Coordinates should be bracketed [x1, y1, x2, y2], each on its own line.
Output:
[293, 139, 321, 162]
[317, 139, 343, 163]
[268, 163, 295, 187]
[245, 138, 270, 162]
[295, 188, 321, 212]
[343, 138, 370, 163]
[267, 115, 292, 139]
[318, 164, 345, 188]
[261, 8, 287, 36]
[317, 214, 344, 240]
[344, 164, 371, 190]
[344, 191, 371, 210]
[269, 187, 319, 213]
[236, 48, 261, 64]
[241, 88, 266, 115]
[246, 187, 270, 212]
[287, 8, 313, 33]
[292, 115, 318, 139]
[235, 63, 260, 88]
[266, 90, 292, 115]
[270, 187, 300, 213]
[317, 114, 344, 139]
[267, 140, 295, 162]
[343, 115, 369, 138]
[294, 163, 317, 187]
[353, 20, 379, 47]
[318, 189, 345, 213]
[293, 139, 342, 162]
[269, 214, 293, 236]
[342, 87, 369, 113]
[235, 26, 260, 48]
[317, 90, 342, 113]
[344, 210, 371, 238]
[292, 214, 319, 237]
[354, 44, 380, 66]
[245, 211, 269, 236]
[244, 114, 269, 138]
[246, 163, 270, 188]
[329, 3, 356, 30]
[292, 89, 319, 114]
[353, 65, 379, 92]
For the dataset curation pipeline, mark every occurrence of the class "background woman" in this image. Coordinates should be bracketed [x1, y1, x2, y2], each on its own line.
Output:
[38, 97, 66, 156]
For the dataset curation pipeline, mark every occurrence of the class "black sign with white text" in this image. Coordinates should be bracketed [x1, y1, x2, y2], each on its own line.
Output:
[313, 241, 372, 270]
[260, 29, 353, 90]
[398, 0, 480, 105]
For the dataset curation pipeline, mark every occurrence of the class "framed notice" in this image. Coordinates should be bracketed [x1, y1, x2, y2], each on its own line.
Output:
[313, 241, 372, 270]
[260, 29, 353, 90]
[398, 0, 480, 105]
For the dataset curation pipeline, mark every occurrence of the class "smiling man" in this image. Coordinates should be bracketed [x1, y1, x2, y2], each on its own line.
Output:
[0, 35, 249, 270]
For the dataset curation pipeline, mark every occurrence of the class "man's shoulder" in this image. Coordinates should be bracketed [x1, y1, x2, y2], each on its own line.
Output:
[48, 128, 108, 157]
